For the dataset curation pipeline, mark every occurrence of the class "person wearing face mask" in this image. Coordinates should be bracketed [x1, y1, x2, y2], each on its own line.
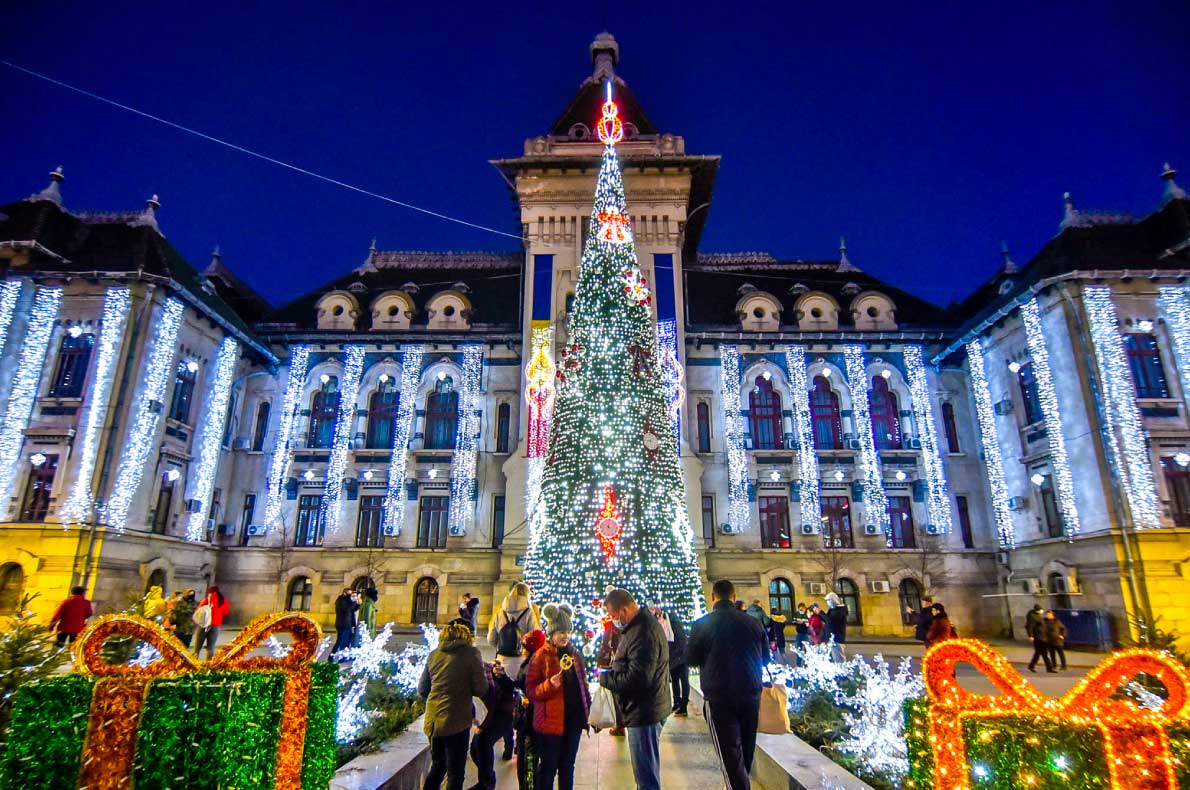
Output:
[526, 603, 590, 790]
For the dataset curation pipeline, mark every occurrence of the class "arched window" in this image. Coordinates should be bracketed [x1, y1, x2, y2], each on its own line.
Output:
[413, 576, 440, 624]
[835, 577, 862, 626]
[0, 564, 24, 616]
[749, 377, 782, 450]
[425, 376, 459, 450]
[49, 332, 95, 397]
[495, 403, 511, 454]
[352, 575, 375, 594]
[145, 568, 167, 594]
[942, 401, 960, 454]
[811, 376, 842, 450]
[869, 376, 902, 450]
[696, 402, 711, 453]
[252, 402, 271, 452]
[287, 576, 313, 612]
[898, 578, 923, 626]
[1048, 572, 1072, 610]
[768, 577, 794, 618]
[307, 377, 340, 449]
[366, 378, 400, 449]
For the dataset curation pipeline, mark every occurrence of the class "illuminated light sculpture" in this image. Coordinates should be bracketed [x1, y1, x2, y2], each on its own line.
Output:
[622, 266, 650, 305]
[844, 344, 890, 540]
[184, 337, 240, 541]
[0, 280, 22, 357]
[1084, 286, 1163, 529]
[594, 484, 623, 563]
[448, 345, 484, 536]
[59, 288, 132, 525]
[0, 286, 61, 520]
[911, 638, 1190, 790]
[966, 339, 1015, 548]
[721, 344, 751, 533]
[1021, 298, 1080, 536]
[321, 345, 366, 535]
[658, 319, 684, 453]
[526, 323, 556, 458]
[101, 297, 184, 532]
[1158, 286, 1190, 406]
[904, 346, 952, 532]
[382, 344, 423, 536]
[262, 345, 309, 533]
[785, 345, 820, 532]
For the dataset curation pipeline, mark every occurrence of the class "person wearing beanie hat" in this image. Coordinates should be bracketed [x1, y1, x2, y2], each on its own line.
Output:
[527, 603, 590, 790]
[417, 621, 488, 790]
[512, 628, 547, 789]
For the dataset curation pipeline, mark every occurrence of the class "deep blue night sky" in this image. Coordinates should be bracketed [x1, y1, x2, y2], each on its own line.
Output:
[2, 2, 1187, 311]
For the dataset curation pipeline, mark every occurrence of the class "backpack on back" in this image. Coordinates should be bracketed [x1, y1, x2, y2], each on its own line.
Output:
[497, 609, 528, 656]
[193, 601, 212, 629]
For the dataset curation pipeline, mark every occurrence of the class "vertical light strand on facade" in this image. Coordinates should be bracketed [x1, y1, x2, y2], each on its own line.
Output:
[657, 319, 685, 454]
[58, 287, 132, 524]
[966, 339, 1015, 548]
[0, 280, 23, 357]
[0, 287, 62, 520]
[183, 337, 240, 541]
[844, 344, 890, 541]
[720, 344, 750, 532]
[1158, 286, 1190, 408]
[100, 297, 184, 532]
[382, 344, 423, 535]
[904, 346, 952, 532]
[1021, 298, 1080, 536]
[262, 345, 309, 532]
[448, 345, 485, 535]
[785, 344, 820, 532]
[1084, 286, 1163, 529]
[320, 345, 366, 535]
[524, 323, 555, 544]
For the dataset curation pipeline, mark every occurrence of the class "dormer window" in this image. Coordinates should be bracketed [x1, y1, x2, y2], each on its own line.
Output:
[736, 290, 782, 332]
[851, 292, 897, 331]
[371, 291, 414, 331]
[795, 292, 840, 331]
[315, 292, 361, 331]
[427, 290, 473, 331]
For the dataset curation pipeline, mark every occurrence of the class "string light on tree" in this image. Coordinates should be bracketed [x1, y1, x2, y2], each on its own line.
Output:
[321, 345, 366, 535]
[263, 345, 310, 533]
[785, 345, 820, 532]
[721, 345, 750, 533]
[184, 337, 240, 541]
[448, 346, 484, 536]
[904, 346, 952, 532]
[844, 344, 890, 541]
[382, 344, 424, 536]
[966, 339, 1015, 548]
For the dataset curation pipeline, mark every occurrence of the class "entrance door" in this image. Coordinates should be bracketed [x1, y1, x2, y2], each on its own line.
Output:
[413, 577, 439, 624]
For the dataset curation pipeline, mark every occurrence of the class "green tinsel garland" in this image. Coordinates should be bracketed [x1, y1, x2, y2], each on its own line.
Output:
[301, 662, 340, 788]
[0, 674, 94, 789]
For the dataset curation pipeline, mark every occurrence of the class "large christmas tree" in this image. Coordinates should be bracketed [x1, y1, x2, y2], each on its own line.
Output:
[524, 85, 704, 620]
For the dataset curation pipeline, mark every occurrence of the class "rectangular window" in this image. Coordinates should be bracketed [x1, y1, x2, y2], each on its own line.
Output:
[169, 360, 197, 423]
[1124, 333, 1170, 398]
[49, 334, 95, 398]
[822, 496, 854, 548]
[252, 402, 271, 452]
[239, 493, 256, 546]
[295, 494, 325, 547]
[356, 495, 385, 548]
[1037, 473, 1063, 538]
[208, 487, 222, 523]
[1017, 363, 1044, 426]
[942, 401, 961, 454]
[696, 402, 711, 454]
[152, 474, 176, 535]
[759, 496, 791, 548]
[1163, 458, 1190, 528]
[956, 495, 975, 549]
[495, 404, 511, 454]
[491, 495, 506, 547]
[701, 494, 716, 546]
[20, 454, 58, 522]
[888, 496, 916, 549]
[417, 496, 450, 548]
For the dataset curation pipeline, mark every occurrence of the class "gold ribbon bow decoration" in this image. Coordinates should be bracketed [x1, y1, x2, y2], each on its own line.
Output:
[922, 639, 1190, 790]
[73, 611, 323, 790]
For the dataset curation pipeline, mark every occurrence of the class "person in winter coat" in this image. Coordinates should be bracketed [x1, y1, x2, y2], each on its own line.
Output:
[193, 586, 229, 660]
[596, 615, 625, 736]
[469, 658, 516, 790]
[600, 589, 671, 790]
[768, 612, 788, 664]
[824, 592, 849, 662]
[1044, 610, 1068, 671]
[686, 579, 769, 790]
[168, 589, 197, 646]
[650, 606, 689, 717]
[924, 602, 954, 648]
[745, 600, 771, 630]
[1025, 604, 1045, 643]
[359, 587, 378, 639]
[527, 604, 590, 790]
[458, 592, 480, 635]
[143, 585, 168, 621]
[807, 604, 827, 645]
[418, 621, 488, 790]
[332, 588, 360, 657]
[791, 603, 811, 664]
[908, 596, 934, 644]
[1027, 604, 1054, 673]
[489, 582, 541, 679]
[49, 586, 92, 647]
[514, 628, 547, 790]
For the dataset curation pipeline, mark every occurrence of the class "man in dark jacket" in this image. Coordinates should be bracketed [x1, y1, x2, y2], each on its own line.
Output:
[687, 579, 769, 790]
[600, 588, 670, 790]
[332, 588, 360, 657]
[459, 592, 480, 635]
[908, 596, 934, 644]
[418, 622, 489, 790]
[668, 610, 689, 717]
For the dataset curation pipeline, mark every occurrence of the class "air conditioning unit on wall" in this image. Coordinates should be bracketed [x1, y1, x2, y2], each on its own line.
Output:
[1007, 496, 1029, 511]
[869, 580, 891, 593]
[806, 582, 828, 595]
[863, 523, 881, 535]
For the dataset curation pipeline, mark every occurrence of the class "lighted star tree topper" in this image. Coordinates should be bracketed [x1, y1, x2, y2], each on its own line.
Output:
[524, 82, 704, 620]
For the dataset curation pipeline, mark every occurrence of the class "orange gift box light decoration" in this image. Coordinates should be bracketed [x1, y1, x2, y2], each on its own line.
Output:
[916, 639, 1190, 790]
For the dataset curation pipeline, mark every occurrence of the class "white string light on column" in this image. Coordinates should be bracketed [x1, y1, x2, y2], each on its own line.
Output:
[904, 346, 952, 532]
[0, 280, 22, 357]
[1084, 285, 1162, 529]
[1158, 286, 1190, 406]
[966, 339, 1015, 548]
[321, 345, 366, 536]
[448, 345, 484, 536]
[382, 344, 424, 536]
[658, 319, 684, 453]
[184, 336, 240, 541]
[1021, 298, 1080, 536]
[720, 344, 750, 532]
[785, 344, 820, 532]
[101, 297, 184, 532]
[0, 286, 61, 520]
[262, 345, 309, 532]
[59, 287, 132, 524]
[844, 344, 889, 541]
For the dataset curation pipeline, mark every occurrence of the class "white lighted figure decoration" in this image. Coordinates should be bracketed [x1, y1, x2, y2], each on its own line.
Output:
[623, 266, 650, 306]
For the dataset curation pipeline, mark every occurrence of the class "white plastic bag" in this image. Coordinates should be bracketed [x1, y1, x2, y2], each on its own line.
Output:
[588, 683, 618, 730]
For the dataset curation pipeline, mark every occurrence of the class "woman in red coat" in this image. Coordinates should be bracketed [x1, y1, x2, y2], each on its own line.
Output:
[526, 604, 590, 790]
[193, 585, 230, 659]
[49, 586, 92, 647]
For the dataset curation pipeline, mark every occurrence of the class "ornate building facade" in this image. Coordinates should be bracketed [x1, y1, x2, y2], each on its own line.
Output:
[1, 34, 1187, 642]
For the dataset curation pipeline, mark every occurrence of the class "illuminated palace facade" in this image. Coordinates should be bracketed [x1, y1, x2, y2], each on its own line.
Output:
[2, 34, 1189, 642]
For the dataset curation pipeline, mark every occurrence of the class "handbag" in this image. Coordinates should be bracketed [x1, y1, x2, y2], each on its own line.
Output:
[588, 683, 618, 730]
[757, 667, 791, 734]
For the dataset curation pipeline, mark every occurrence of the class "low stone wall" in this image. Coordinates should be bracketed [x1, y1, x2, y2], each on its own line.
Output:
[330, 715, 429, 790]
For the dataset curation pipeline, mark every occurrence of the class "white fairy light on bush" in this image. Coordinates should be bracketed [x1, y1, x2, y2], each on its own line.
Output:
[904, 346, 951, 532]
[0, 287, 61, 520]
[967, 338, 1015, 548]
[262, 345, 309, 532]
[382, 344, 423, 536]
[335, 679, 375, 742]
[786, 345, 820, 532]
[844, 345, 889, 541]
[1021, 299, 1080, 536]
[333, 623, 396, 677]
[0, 280, 22, 357]
[321, 345, 366, 535]
[721, 345, 750, 532]
[835, 653, 923, 782]
[1158, 287, 1190, 404]
[448, 346, 484, 536]
[184, 337, 240, 541]
[59, 287, 131, 524]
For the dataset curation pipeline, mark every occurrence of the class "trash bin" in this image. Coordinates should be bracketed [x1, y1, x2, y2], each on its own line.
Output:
[1053, 609, 1112, 652]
